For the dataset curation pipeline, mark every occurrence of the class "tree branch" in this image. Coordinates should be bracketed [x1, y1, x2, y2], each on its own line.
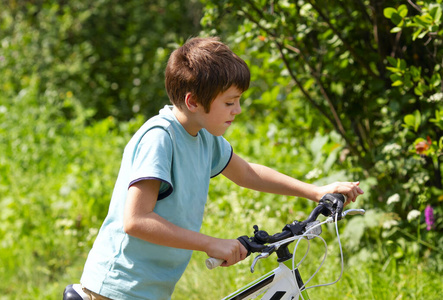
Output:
[237, 4, 362, 158]
[306, 0, 378, 78]
[281, 42, 361, 157]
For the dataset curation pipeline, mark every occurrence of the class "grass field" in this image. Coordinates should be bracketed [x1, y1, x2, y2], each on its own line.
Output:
[1, 94, 441, 299]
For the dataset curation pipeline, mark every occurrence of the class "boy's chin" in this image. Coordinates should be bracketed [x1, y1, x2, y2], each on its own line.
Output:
[208, 129, 226, 136]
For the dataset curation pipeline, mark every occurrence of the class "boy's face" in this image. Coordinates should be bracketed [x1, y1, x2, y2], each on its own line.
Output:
[198, 86, 242, 136]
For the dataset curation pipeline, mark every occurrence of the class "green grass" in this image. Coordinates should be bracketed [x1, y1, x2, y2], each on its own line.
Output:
[169, 175, 442, 299]
[1, 89, 441, 299]
[174, 258, 442, 299]
[172, 204, 442, 299]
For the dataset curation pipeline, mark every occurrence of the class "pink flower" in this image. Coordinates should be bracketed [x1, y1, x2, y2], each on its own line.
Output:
[424, 205, 435, 231]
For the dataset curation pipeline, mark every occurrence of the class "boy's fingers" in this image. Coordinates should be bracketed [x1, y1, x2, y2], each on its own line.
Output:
[353, 181, 364, 194]
[343, 181, 364, 205]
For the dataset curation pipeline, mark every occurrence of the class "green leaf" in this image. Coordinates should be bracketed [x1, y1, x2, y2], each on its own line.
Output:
[414, 86, 423, 95]
[404, 114, 415, 128]
[386, 56, 398, 67]
[412, 28, 423, 40]
[384, 7, 397, 19]
[418, 30, 428, 39]
[390, 74, 403, 86]
[399, 59, 407, 70]
[391, 12, 404, 26]
[386, 66, 401, 74]
[390, 73, 401, 81]
[404, 110, 421, 132]
[404, 74, 413, 89]
[410, 66, 422, 81]
[397, 4, 408, 18]
[415, 15, 432, 27]
[390, 26, 403, 33]
[414, 82, 428, 96]
[430, 73, 441, 87]
[413, 110, 421, 132]
[430, 109, 443, 129]
[323, 147, 339, 173]
[430, 6, 442, 22]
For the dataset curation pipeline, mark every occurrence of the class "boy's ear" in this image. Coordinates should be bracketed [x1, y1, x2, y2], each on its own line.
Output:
[184, 93, 199, 112]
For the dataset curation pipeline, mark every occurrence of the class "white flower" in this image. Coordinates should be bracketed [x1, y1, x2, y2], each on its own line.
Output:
[407, 210, 421, 222]
[387, 193, 400, 205]
[383, 220, 398, 229]
[305, 168, 322, 180]
[382, 143, 401, 155]
[428, 92, 443, 103]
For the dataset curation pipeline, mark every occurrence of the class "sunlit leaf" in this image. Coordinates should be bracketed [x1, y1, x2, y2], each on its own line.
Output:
[383, 7, 397, 19]
[391, 12, 404, 26]
[429, 5, 442, 22]
[397, 4, 408, 18]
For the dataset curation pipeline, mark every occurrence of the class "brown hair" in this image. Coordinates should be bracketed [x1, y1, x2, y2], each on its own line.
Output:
[165, 37, 250, 112]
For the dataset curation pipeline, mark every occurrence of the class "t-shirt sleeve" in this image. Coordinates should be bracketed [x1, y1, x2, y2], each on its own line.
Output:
[129, 127, 173, 200]
[210, 136, 233, 178]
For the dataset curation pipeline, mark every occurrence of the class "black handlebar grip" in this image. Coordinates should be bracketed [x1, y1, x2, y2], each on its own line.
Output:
[319, 193, 345, 219]
[237, 236, 252, 257]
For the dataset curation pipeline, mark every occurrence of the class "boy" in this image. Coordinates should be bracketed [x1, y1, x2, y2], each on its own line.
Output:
[79, 37, 363, 300]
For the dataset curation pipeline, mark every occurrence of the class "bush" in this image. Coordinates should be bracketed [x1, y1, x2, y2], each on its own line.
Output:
[200, 0, 443, 268]
[0, 76, 144, 297]
[0, 0, 201, 120]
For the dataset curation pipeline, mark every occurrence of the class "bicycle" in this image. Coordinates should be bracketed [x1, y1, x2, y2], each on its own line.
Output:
[205, 193, 365, 300]
[63, 193, 364, 300]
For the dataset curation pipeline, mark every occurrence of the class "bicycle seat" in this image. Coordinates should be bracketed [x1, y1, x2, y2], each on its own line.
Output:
[63, 284, 89, 300]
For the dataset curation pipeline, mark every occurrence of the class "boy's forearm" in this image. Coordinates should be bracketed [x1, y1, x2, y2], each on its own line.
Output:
[223, 153, 322, 201]
[124, 211, 213, 252]
[124, 211, 246, 265]
[224, 156, 363, 203]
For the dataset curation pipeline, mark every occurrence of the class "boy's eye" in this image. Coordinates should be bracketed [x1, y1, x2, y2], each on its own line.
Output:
[226, 102, 234, 106]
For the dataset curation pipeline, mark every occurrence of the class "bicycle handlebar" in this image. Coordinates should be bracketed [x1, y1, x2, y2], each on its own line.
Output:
[206, 193, 363, 270]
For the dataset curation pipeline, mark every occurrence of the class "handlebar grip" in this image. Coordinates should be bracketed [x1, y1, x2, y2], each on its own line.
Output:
[331, 193, 346, 202]
[205, 257, 224, 270]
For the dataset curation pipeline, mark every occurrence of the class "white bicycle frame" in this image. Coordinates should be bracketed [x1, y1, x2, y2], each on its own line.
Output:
[222, 261, 308, 300]
[207, 209, 365, 300]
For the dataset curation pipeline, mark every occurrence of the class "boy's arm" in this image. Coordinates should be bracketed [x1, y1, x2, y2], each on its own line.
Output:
[123, 179, 247, 266]
[222, 153, 364, 203]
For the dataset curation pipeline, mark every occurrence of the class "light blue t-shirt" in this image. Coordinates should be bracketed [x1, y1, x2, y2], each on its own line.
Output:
[81, 106, 232, 300]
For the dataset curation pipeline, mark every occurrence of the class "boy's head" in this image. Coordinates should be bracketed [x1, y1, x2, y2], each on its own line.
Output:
[165, 37, 250, 113]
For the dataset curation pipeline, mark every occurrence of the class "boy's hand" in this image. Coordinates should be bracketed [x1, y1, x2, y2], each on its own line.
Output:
[205, 238, 248, 267]
[317, 181, 364, 205]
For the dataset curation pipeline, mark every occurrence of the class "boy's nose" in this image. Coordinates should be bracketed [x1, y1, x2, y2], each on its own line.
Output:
[233, 102, 242, 115]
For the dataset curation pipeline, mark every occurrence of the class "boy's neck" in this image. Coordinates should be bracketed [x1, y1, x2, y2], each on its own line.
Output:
[172, 106, 201, 137]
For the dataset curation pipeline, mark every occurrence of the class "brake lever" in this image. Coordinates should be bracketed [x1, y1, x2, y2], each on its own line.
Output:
[342, 208, 365, 217]
[250, 252, 270, 273]
[326, 208, 365, 223]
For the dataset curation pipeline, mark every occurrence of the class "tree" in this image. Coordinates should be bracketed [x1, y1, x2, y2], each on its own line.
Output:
[200, 0, 442, 262]
[0, 0, 202, 120]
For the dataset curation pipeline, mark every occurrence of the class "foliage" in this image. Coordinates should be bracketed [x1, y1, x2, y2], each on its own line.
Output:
[1, 0, 442, 299]
[200, 0, 443, 268]
[0, 0, 201, 120]
[0, 77, 144, 297]
[173, 121, 442, 299]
